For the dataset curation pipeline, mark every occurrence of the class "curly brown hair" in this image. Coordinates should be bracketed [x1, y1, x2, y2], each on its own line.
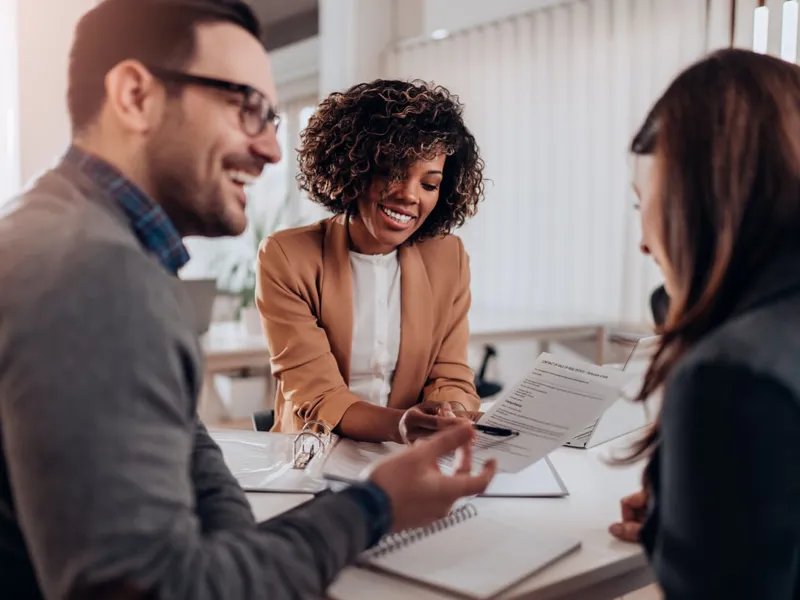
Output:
[297, 79, 486, 242]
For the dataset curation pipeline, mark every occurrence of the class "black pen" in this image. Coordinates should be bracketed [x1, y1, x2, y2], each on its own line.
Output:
[473, 424, 516, 437]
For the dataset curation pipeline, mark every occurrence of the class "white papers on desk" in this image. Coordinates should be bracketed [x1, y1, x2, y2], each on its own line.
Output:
[321, 438, 568, 497]
[457, 352, 633, 473]
[485, 457, 567, 497]
[210, 429, 328, 494]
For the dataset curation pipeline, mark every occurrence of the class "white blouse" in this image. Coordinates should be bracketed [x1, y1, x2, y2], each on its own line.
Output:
[348, 250, 402, 407]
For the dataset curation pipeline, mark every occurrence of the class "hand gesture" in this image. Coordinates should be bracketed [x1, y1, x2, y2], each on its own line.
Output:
[369, 423, 496, 533]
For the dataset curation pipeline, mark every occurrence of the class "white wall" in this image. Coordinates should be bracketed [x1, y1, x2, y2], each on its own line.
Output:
[286, 1, 577, 97]
[384, 0, 728, 326]
[421, 0, 571, 37]
[17, 0, 95, 187]
[395, 0, 425, 41]
[0, 0, 20, 203]
[319, 0, 394, 95]
[271, 36, 319, 104]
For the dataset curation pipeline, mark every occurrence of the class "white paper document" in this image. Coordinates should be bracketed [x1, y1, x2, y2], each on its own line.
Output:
[456, 352, 634, 473]
[321, 438, 568, 497]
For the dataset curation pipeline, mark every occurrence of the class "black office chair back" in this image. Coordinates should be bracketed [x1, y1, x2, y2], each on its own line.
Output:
[650, 285, 670, 328]
[474, 344, 503, 399]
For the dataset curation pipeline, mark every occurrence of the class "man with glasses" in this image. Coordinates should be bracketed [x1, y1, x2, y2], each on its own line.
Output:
[0, 1, 495, 599]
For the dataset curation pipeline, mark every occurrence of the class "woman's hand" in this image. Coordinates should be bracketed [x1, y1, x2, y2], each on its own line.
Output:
[397, 402, 463, 444]
[442, 400, 484, 423]
[453, 410, 482, 423]
[609, 488, 648, 542]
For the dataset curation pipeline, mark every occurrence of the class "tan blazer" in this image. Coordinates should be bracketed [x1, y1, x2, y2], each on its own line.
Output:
[256, 215, 480, 433]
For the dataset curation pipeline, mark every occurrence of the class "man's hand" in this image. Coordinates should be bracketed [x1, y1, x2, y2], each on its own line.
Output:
[369, 423, 496, 533]
[609, 488, 648, 542]
[397, 401, 463, 444]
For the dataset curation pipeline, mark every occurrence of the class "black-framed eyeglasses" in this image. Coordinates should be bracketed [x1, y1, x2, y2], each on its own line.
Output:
[146, 66, 281, 136]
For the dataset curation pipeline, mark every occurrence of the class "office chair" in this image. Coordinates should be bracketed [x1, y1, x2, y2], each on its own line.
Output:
[650, 285, 669, 328]
[253, 409, 275, 432]
[474, 344, 503, 399]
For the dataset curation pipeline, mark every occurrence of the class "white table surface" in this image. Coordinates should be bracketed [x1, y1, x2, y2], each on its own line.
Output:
[246, 436, 652, 600]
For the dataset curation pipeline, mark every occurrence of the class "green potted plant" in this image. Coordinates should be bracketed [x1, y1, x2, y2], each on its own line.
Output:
[214, 192, 294, 334]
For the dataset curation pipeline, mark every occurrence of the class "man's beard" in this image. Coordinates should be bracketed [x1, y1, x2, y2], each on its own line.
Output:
[144, 135, 233, 238]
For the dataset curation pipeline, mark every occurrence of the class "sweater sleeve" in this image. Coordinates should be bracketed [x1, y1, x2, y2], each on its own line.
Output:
[423, 237, 480, 411]
[0, 242, 382, 600]
[256, 236, 364, 429]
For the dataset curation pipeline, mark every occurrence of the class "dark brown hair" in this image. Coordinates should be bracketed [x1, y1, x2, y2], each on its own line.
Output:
[68, 0, 261, 133]
[296, 79, 486, 243]
[629, 48, 800, 460]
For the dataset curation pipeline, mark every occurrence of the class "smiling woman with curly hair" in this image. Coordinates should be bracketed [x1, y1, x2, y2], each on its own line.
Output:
[297, 79, 485, 245]
[253, 79, 487, 443]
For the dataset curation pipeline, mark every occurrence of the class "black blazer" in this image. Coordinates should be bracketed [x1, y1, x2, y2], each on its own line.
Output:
[640, 251, 800, 599]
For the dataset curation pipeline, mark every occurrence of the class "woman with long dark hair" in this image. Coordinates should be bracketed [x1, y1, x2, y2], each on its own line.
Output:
[610, 49, 800, 597]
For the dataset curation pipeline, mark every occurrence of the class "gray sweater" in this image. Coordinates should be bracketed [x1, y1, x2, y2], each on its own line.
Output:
[0, 163, 384, 599]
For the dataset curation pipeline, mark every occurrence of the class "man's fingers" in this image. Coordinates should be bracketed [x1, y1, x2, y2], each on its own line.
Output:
[441, 459, 496, 497]
[609, 521, 641, 543]
[454, 439, 474, 475]
[413, 422, 475, 458]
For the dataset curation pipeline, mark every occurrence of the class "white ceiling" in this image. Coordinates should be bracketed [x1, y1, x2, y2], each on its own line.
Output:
[249, 0, 317, 28]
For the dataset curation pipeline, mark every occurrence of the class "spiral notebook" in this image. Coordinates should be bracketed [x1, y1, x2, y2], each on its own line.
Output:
[355, 504, 580, 599]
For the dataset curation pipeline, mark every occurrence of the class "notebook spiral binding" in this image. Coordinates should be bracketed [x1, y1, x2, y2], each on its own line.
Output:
[363, 503, 479, 559]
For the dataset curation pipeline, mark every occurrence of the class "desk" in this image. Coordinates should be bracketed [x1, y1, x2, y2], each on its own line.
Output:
[246, 438, 652, 600]
[469, 309, 609, 365]
[200, 322, 271, 423]
[203, 321, 270, 372]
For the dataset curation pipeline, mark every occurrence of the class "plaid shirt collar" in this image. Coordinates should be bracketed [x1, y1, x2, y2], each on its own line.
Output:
[64, 146, 190, 274]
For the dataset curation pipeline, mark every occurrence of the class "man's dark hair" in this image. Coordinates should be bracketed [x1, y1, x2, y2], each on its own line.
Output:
[68, 0, 261, 133]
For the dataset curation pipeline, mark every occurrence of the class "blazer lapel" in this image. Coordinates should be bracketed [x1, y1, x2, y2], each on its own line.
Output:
[390, 244, 434, 406]
[320, 215, 354, 384]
